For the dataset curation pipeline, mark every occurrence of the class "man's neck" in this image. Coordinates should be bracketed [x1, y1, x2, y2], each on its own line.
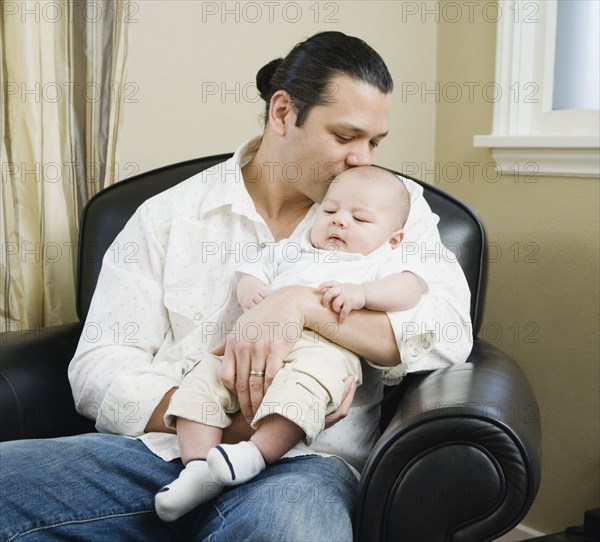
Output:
[241, 140, 314, 233]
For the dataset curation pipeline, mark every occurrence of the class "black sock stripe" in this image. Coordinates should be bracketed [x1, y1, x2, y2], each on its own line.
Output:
[215, 445, 236, 481]
[188, 458, 207, 463]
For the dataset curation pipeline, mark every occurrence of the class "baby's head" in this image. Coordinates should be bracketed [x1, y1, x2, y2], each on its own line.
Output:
[311, 166, 410, 255]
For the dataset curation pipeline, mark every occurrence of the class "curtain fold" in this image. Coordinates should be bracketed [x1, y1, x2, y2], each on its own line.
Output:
[1, 0, 129, 332]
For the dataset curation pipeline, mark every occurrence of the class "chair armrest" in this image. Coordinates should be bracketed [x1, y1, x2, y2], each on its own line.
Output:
[0, 322, 96, 441]
[354, 339, 542, 542]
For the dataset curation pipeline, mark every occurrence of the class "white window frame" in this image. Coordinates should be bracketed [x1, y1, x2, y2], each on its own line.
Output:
[474, 0, 599, 178]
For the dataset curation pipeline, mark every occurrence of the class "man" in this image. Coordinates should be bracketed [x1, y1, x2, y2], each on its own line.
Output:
[0, 32, 471, 541]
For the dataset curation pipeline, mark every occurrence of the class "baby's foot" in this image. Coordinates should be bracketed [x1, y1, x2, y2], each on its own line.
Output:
[207, 441, 266, 486]
[155, 459, 222, 522]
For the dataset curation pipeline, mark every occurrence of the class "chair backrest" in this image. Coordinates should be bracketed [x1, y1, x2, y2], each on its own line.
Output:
[77, 155, 486, 334]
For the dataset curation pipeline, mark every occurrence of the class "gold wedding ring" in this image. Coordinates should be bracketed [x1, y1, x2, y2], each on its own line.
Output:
[249, 369, 265, 377]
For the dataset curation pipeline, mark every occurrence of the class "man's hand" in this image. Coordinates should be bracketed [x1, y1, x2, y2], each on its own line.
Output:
[319, 281, 367, 324]
[215, 287, 305, 422]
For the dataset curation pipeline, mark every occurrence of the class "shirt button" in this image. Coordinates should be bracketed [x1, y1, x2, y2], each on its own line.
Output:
[193, 312, 202, 321]
[260, 242, 266, 248]
[181, 368, 186, 375]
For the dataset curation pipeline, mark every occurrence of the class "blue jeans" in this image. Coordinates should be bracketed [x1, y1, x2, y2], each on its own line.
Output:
[0, 433, 357, 541]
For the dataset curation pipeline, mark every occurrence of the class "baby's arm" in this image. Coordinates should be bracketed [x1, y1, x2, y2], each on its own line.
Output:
[320, 271, 422, 324]
[237, 273, 271, 311]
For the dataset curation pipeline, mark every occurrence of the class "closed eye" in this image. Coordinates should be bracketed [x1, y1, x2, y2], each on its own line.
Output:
[353, 217, 369, 223]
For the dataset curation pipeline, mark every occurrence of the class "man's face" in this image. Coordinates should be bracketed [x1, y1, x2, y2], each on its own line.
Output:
[310, 169, 401, 255]
[282, 74, 392, 203]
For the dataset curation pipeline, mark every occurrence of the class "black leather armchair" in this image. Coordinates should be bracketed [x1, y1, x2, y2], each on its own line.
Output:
[0, 155, 542, 541]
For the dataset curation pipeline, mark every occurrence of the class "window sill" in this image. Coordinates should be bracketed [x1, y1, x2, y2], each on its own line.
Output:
[473, 135, 599, 178]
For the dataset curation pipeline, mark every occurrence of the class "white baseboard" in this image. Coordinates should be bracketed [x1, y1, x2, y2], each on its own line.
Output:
[494, 523, 546, 541]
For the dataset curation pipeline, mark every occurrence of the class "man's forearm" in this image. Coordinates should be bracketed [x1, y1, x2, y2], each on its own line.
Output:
[293, 286, 401, 366]
[363, 272, 422, 313]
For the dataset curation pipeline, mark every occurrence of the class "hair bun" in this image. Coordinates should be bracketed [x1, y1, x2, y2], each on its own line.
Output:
[256, 58, 283, 100]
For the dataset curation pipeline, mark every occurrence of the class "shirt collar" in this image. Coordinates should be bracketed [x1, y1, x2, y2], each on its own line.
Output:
[198, 136, 263, 219]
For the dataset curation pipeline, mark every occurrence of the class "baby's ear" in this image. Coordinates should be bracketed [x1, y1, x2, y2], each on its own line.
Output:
[389, 229, 404, 249]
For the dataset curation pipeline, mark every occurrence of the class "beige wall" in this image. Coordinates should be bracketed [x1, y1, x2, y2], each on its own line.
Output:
[116, 0, 437, 176]
[115, 0, 600, 534]
[434, 7, 600, 534]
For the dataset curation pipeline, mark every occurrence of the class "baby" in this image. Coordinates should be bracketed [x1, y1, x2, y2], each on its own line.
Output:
[155, 165, 425, 521]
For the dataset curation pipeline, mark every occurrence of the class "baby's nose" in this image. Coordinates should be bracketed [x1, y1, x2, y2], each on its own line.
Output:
[331, 215, 347, 227]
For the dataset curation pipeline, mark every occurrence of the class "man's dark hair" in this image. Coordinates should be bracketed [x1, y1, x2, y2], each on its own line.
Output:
[256, 31, 394, 127]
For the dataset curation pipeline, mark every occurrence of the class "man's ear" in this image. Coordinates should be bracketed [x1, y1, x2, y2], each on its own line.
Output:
[389, 229, 404, 249]
[268, 90, 296, 137]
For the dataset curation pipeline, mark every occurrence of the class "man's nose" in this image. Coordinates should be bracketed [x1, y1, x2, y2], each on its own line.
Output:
[346, 142, 373, 167]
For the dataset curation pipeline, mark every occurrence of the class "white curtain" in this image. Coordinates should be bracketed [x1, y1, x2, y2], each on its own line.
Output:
[1, 0, 129, 331]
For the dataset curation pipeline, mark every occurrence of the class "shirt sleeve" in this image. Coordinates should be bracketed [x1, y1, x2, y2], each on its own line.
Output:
[233, 241, 281, 286]
[68, 202, 181, 436]
[366, 178, 473, 385]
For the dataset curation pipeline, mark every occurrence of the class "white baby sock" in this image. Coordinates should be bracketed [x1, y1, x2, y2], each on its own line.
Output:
[207, 441, 266, 486]
[155, 459, 223, 522]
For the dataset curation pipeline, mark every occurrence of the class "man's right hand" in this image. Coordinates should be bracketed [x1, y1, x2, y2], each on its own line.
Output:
[217, 287, 303, 422]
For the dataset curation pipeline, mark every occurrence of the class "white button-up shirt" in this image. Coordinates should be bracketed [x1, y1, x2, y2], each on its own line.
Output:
[68, 137, 472, 473]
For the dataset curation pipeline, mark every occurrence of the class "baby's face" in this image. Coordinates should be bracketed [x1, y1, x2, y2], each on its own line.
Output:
[310, 171, 403, 255]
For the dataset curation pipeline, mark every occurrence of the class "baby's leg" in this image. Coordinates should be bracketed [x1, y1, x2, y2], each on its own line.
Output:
[252, 414, 305, 463]
[155, 419, 223, 522]
[208, 333, 360, 487]
[207, 414, 303, 485]
[177, 418, 222, 465]
[257, 332, 362, 441]
[156, 354, 239, 522]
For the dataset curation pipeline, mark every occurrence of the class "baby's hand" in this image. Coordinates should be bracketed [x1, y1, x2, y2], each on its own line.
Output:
[240, 287, 270, 311]
[319, 281, 367, 324]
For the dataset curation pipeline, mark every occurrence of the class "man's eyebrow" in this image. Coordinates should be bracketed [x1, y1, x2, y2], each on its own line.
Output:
[330, 123, 389, 139]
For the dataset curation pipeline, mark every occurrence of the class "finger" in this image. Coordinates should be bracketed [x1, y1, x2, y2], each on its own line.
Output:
[339, 304, 352, 324]
[324, 376, 357, 429]
[337, 376, 357, 417]
[259, 288, 270, 299]
[318, 281, 338, 291]
[210, 341, 226, 356]
[332, 294, 345, 314]
[322, 286, 342, 308]
[321, 289, 334, 308]
[235, 342, 252, 422]
[219, 335, 236, 393]
[248, 344, 267, 419]
[264, 353, 284, 392]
